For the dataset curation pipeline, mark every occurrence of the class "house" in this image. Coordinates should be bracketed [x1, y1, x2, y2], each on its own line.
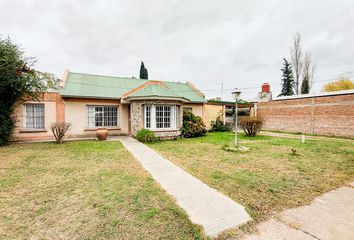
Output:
[203, 98, 253, 128]
[11, 70, 206, 141]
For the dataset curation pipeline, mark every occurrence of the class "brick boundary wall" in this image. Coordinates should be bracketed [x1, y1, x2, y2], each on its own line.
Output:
[256, 93, 354, 138]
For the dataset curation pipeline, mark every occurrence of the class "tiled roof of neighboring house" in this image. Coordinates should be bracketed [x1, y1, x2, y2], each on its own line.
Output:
[60, 72, 206, 103]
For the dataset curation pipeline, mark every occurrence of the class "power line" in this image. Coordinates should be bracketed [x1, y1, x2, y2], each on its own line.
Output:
[57, 73, 354, 93]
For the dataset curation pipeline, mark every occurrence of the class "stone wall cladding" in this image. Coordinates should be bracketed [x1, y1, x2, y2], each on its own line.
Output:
[257, 93, 354, 137]
[130, 100, 184, 138]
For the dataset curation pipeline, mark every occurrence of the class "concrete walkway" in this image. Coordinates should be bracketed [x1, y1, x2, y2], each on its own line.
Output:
[118, 136, 251, 237]
[244, 183, 354, 240]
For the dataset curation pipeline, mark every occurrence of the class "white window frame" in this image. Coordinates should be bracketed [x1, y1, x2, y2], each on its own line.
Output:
[86, 105, 119, 128]
[144, 105, 178, 130]
[23, 103, 45, 129]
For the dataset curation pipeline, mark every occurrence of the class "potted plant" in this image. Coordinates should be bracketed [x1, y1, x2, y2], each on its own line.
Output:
[96, 127, 108, 140]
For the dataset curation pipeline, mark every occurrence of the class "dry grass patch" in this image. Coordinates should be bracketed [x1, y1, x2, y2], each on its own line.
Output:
[147, 132, 354, 222]
[0, 141, 204, 240]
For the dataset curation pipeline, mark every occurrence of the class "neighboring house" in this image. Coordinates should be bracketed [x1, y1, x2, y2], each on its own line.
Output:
[11, 70, 206, 141]
[204, 98, 253, 128]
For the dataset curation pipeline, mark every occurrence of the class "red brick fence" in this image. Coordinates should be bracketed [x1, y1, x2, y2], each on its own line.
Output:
[256, 90, 354, 138]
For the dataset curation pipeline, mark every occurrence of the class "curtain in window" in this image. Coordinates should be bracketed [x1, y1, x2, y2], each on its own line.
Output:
[25, 104, 44, 129]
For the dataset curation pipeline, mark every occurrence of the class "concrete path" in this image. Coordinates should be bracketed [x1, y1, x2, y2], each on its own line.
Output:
[118, 136, 251, 237]
[244, 183, 354, 240]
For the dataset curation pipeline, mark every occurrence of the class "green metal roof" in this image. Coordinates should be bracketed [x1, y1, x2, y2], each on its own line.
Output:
[128, 84, 182, 99]
[60, 72, 206, 103]
[207, 99, 252, 105]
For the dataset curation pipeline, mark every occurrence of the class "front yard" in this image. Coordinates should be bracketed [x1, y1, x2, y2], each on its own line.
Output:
[147, 132, 354, 221]
[1, 134, 353, 239]
[0, 141, 203, 239]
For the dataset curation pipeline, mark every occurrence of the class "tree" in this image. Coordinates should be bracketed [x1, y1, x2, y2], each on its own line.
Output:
[301, 52, 315, 94]
[290, 32, 303, 94]
[139, 61, 148, 79]
[301, 76, 309, 94]
[278, 58, 295, 97]
[322, 78, 354, 92]
[0, 37, 46, 145]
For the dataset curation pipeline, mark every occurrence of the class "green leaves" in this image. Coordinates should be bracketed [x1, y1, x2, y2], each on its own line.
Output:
[0, 37, 47, 145]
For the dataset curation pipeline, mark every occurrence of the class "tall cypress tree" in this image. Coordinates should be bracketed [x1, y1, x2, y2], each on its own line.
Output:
[301, 76, 309, 94]
[278, 58, 295, 97]
[139, 61, 148, 79]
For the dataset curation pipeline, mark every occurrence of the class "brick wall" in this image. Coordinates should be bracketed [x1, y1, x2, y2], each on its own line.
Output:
[257, 93, 354, 137]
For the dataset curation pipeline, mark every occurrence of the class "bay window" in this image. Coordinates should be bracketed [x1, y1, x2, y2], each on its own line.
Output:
[144, 105, 178, 129]
[87, 105, 118, 128]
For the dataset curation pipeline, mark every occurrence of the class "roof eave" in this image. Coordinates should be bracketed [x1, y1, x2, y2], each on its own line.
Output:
[60, 94, 121, 100]
[123, 95, 190, 103]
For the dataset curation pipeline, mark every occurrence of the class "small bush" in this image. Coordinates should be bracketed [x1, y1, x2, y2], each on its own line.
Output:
[51, 122, 71, 144]
[136, 128, 156, 142]
[210, 115, 231, 132]
[181, 111, 207, 138]
[240, 116, 263, 137]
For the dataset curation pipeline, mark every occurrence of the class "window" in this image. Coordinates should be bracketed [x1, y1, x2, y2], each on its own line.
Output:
[24, 103, 45, 129]
[144, 105, 151, 128]
[144, 105, 178, 129]
[156, 105, 171, 128]
[87, 105, 118, 128]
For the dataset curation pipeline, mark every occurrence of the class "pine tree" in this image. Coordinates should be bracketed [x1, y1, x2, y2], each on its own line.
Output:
[301, 76, 309, 94]
[139, 61, 148, 79]
[278, 58, 295, 97]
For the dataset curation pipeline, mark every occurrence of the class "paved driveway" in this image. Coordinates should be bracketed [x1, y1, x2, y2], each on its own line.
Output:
[244, 183, 354, 240]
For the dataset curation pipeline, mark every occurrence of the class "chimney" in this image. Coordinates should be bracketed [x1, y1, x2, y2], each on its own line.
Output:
[257, 83, 272, 102]
[262, 83, 270, 93]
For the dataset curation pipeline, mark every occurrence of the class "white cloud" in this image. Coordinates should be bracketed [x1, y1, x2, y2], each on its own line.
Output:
[1, 0, 353, 100]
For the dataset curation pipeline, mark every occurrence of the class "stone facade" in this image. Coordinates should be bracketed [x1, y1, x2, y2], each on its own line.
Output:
[257, 93, 354, 137]
[130, 99, 184, 139]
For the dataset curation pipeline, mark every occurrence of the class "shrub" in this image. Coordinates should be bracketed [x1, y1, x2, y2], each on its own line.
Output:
[0, 37, 48, 145]
[240, 116, 263, 136]
[181, 111, 207, 138]
[136, 128, 156, 142]
[51, 122, 71, 144]
[210, 115, 231, 132]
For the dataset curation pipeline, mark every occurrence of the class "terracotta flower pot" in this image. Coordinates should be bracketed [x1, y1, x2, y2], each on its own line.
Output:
[96, 128, 108, 140]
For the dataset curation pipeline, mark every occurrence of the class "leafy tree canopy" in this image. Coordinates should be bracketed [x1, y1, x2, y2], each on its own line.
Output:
[322, 79, 354, 92]
[0, 37, 48, 145]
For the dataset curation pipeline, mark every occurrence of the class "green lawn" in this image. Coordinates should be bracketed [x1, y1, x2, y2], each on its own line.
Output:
[147, 132, 354, 222]
[0, 141, 204, 239]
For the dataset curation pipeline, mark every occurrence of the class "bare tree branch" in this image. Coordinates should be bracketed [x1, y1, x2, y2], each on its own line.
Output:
[302, 52, 315, 92]
[290, 32, 303, 94]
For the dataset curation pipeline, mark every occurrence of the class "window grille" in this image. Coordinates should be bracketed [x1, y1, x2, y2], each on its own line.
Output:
[144, 105, 177, 129]
[87, 105, 118, 128]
